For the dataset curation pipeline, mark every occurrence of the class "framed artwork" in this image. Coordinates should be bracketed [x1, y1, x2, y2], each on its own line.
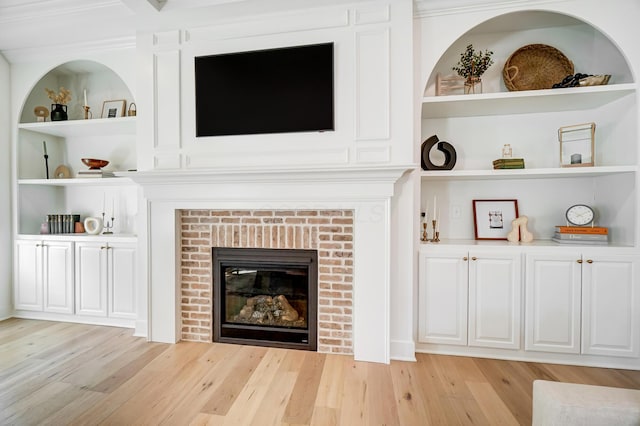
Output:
[473, 199, 519, 240]
[101, 99, 126, 118]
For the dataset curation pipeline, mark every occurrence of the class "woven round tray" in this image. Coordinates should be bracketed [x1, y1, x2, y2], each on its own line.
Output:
[503, 44, 574, 91]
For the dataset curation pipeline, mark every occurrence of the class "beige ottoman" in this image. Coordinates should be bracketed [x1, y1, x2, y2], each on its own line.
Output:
[533, 380, 640, 425]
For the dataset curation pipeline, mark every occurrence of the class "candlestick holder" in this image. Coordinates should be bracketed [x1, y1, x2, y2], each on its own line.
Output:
[83, 105, 91, 120]
[102, 212, 115, 234]
[430, 219, 440, 243]
[421, 221, 428, 242]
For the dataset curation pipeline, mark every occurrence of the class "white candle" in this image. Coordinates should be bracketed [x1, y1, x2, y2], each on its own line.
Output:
[111, 198, 114, 218]
[84, 89, 87, 107]
[42, 141, 47, 156]
[102, 193, 105, 213]
[433, 196, 437, 219]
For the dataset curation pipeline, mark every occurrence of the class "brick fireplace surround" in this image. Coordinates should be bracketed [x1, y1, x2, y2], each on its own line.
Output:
[130, 166, 410, 364]
[180, 209, 355, 354]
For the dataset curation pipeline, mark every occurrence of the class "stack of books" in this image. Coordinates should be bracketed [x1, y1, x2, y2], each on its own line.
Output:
[77, 170, 115, 178]
[493, 158, 525, 169]
[552, 225, 609, 245]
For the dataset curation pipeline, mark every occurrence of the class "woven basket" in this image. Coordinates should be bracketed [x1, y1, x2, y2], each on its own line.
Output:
[503, 44, 574, 91]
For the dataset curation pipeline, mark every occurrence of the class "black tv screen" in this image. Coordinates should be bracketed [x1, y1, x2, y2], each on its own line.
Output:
[195, 43, 334, 137]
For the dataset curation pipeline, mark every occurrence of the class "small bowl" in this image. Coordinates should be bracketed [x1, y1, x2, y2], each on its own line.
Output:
[81, 158, 109, 170]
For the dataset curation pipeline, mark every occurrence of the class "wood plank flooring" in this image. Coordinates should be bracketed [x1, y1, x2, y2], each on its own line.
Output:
[1, 318, 639, 425]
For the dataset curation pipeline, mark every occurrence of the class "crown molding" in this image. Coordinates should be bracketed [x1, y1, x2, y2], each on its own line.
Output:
[2, 36, 136, 64]
[413, 0, 570, 18]
[0, 0, 123, 24]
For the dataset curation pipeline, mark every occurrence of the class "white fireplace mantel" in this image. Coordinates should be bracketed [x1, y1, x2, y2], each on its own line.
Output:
[129, 165, 414, 364]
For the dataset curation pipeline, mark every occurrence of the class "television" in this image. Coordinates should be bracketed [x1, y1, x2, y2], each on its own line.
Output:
[195, 42, 334, 137]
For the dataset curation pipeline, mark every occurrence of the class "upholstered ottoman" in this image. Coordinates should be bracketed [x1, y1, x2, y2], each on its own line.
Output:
[532, 380, 640, 425]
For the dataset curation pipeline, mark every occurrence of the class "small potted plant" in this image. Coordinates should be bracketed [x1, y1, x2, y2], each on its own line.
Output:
[452, 44, 494, 94]
[45, 87, 72, 121]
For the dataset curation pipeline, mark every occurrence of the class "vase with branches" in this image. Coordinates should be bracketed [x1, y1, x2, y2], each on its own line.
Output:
[452, 44, 494, 94]
[45, 87, 72, 121]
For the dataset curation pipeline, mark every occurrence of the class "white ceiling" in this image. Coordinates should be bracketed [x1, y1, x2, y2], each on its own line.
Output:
[0, 0, 512, 56]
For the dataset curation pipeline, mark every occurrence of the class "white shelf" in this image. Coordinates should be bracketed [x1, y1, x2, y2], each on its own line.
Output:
[18, 116, 136, 137]
[18, 177, 135, 186]
[17, 233, 137, 243]
[420, 165, 638, 181]
[421, 84, 636, 118]
[419, 239, 635, 249]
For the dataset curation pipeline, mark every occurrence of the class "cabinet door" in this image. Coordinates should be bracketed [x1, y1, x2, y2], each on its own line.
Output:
[418, 250, 468, 345]
[14, 240, 43, 311]
[582, 254, 640, 358]
[468, 251, 521, 349]
[525, 252, 582, 353]
[43, 241, 74, 314]
[108, 243, 137, 319]
[75, 242, 108, 317]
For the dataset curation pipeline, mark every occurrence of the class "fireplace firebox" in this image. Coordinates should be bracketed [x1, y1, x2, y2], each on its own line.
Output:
[212, 247, 317, 351]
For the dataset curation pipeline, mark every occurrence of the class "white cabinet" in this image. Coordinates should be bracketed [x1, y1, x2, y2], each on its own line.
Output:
[582, 253, 640, 358]
[468, 252, 521, 349]
[75, 241, 136, 320]
[14, 239, 73, 314]
[418, 246, 521, 349]
[525, 252, 582, 353]
[418, 248, 468, 345]
[526, 250, 639, 358]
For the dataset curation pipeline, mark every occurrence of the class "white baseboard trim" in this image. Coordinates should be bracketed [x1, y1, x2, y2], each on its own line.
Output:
[134, 320, 148, 338]
[390, 339, 416, 362]
[0, 305, 13, 321]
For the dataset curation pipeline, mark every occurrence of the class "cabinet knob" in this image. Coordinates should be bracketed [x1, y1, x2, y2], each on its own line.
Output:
[577, 259, 583, 264]
[586, 259, 593, 264]
[100, 246, 107, 250]
[463, 257, 468, 261]
[471, 256, 477, 261]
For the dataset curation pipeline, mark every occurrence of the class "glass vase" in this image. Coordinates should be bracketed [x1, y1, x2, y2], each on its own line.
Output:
[464, 77, 482, 94]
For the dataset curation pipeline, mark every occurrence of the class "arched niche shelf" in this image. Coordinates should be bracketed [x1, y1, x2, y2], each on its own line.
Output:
[20, 60, 134, 123]
[423, 10, 634, 97]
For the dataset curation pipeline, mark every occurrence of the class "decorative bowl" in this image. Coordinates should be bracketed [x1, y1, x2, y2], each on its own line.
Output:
[81, 158, 109, 170]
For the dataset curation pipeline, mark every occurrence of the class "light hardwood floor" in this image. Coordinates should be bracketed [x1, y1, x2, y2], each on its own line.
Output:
[1, 319, 639, 425]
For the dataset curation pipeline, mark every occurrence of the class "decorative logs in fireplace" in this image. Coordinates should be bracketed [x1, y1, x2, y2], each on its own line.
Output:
[212, 247, 317, 351]
[234, 294, 304, 326]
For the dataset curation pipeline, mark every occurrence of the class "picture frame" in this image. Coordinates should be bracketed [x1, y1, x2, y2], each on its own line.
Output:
[473, 199, 519, 240]
[101, 99, 126, 118]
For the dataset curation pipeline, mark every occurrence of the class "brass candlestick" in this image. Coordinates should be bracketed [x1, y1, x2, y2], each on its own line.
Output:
[422, 221, 428, 242]
[102, 212, 115, 234]
[430, 219, 440, 243]
[83, 105, 91, 120]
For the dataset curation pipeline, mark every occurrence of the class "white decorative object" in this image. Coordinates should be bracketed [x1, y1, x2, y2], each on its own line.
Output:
[83, 217, 103, 235]
[507, 216, 533, 242]
[507, 219, 520, 242]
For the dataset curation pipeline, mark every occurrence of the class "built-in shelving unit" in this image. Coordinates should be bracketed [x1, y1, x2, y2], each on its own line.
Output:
[14, 60, 137, 237]
[415, 5, 640, 369]
[418, 9, 638, 246]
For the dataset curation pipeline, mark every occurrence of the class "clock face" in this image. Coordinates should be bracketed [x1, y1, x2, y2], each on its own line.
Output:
[566, 204, 595, 226]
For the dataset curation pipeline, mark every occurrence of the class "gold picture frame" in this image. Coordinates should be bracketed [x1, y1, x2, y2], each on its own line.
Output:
[101, 99, 126, 118]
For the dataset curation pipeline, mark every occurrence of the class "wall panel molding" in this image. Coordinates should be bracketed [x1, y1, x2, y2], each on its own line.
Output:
[153, 50, 181, 150]
[354, 28, 390, 141]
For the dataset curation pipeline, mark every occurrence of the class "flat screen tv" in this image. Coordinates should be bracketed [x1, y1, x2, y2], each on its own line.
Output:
[195, 42, 334, 137]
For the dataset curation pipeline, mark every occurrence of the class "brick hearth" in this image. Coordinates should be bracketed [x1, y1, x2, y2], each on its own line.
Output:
[180, 209, 355, 354]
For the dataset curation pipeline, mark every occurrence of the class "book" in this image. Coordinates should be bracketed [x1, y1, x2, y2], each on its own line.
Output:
[77, 170, 115, 178]
[493, 158, 525, 169]
[553, 232, 608, 241]
[552, 237, 608, 245]
[555, 226, 608, 235]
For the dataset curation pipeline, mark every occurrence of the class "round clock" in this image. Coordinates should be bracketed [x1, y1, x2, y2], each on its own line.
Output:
[566, 204, 595, 226]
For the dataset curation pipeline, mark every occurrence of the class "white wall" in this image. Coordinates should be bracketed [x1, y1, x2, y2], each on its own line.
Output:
[0, 52, 11, 319]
